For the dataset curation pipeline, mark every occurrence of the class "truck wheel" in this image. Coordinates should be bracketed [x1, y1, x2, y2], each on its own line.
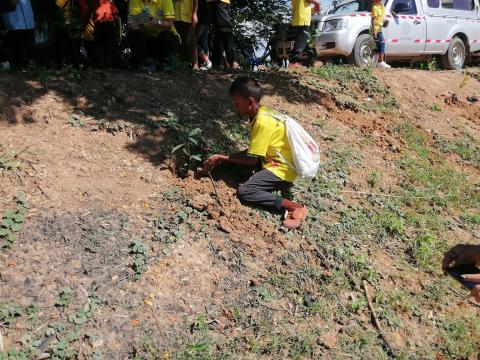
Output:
[348, 34, 378, 67]
[441, 37, 466, 70]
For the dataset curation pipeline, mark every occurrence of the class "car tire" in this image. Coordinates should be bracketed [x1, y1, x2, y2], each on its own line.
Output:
[441, 37, 466, 70]
[348, 34, 378, 68]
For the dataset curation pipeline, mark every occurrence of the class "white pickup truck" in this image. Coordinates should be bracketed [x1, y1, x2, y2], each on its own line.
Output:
[274, 0, 480, 69]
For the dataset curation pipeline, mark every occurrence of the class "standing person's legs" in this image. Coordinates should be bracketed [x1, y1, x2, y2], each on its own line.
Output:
[376, 31, 385, 63]
[153, 30, 180, 66]
[54, 25, 69, 67]
[175, 21, 198, 68]
[126, 30, 150, 68]
[214, 1, 234, 67]
[94, 21, 116, 69]
[196, 23, 211, 66]
[290, 26, 308, 63]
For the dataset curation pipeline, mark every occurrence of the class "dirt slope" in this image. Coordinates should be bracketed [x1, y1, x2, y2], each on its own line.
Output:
[0, 66, 479, 359]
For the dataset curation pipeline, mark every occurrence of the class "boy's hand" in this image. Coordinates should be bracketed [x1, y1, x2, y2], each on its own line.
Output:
[203, 154, 226, 172]
[442, 244, 480, 269]
[461, 274, 480, 301]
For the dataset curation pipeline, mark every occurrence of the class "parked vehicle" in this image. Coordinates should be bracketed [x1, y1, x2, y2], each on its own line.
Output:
[274, 0, 480, 69]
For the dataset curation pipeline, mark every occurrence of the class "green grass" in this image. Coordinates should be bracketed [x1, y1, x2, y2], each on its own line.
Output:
[311, 64, 398, 113]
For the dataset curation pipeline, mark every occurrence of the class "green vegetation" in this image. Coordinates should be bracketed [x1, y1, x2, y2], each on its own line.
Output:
[131, 237, 149, 281]
[1, 191, 28, 248]
[312, 64, 398, 112]
[436, 131, 480, 168]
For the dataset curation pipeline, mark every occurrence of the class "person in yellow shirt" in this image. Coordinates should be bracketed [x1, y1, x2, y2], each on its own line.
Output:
[290, 0, 320, 66]
[207, 0, 235, 68]
[203, 77, 308, 230]
[370, 0, 390, 68]
[174, 0, 199, 69]
[126, 0, 180, 70]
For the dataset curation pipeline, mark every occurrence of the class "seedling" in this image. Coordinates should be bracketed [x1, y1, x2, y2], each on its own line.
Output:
[171, 127, 203, 171]
[1, 191, 28, 248]
[55, 287, 73, 309]
[429, 103, 441, 112]
[68, 295, 96, 325]
[130, 237, 149, 281]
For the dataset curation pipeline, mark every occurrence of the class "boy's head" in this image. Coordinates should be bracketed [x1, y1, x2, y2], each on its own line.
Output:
[229, 76, 262, 117]
[372, 0, 382, 4]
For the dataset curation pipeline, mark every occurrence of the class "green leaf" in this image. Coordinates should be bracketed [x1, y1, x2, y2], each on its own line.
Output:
[0, 228, 9, 236]
[189, 137, 198, 145]
[10, 223, 23, 232]
[2, 218, 14, 228]
[3, 210, 16, 219]
[189, 128, 201, 137]
[171, 144, 184, 153]
[190, 155, 202, 162]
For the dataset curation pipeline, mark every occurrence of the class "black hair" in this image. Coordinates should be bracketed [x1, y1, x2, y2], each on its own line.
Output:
[229, 76, 263, 102]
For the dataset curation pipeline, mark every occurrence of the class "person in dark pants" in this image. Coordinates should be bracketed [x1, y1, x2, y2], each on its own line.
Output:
[203, 77, 309, 230]
[53, 0, 86, 68]
[196, 0, 211, 70]
[0, 0, 35, 68]
[289, 0, 320, 67]
[0, 16, 10, 68]
[87, 0, 119, 69]
[127, 0, 179, 70]
[174, 0, 199, 69]
[207, 0, 235, 68]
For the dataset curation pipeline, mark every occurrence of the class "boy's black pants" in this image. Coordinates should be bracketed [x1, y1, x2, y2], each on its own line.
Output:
[127, 29, 179, 68]
[237, 169, 292, 211]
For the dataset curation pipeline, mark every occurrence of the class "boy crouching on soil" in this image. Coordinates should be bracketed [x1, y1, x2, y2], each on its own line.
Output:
[202, 76, 308, 229]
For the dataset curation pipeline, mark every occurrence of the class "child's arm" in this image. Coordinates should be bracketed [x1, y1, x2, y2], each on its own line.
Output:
[203, 153, 259, 172]
[192, 0, 198, 25]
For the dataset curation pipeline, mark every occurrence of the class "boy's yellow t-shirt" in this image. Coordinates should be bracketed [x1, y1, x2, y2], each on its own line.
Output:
[174, 0, 193, 23]
[291, 0, 311, 27]
[371, 3, 385, 34]
[129, 0, 176, 36]
[248, 106, 297, 183]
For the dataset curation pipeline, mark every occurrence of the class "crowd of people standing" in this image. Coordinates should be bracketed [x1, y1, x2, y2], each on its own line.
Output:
[0, 0, 237, 71]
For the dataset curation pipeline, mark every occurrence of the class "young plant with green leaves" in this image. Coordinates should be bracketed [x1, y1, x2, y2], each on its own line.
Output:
[1, 191, 28, 248]
[172, 127, 203, 169]
[131, 237, 149, 281]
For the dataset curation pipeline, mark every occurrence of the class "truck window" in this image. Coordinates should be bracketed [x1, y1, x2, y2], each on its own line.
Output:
[331, 0, 370, 14]
[427, 0, 440, 8]
[390, 0, 418, 14]
[441, 0, 474, 10]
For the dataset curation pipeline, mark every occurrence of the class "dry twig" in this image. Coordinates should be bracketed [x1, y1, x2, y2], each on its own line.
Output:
[363, 280, 398, 358]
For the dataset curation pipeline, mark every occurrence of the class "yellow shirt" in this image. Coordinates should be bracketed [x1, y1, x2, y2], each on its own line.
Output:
[371, 3, 385, 34]
[174, 0, 193, 23]
[248, 106, 297, 183]
[207, 0, 230, 3]
[291, 0, 311, 27]
[129, 0, 175, 36]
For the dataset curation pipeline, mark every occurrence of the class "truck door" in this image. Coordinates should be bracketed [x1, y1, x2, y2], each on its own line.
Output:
[385, 0, 427, 55]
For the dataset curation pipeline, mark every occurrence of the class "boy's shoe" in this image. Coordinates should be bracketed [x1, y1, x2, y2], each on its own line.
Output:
[200, 59, 212, 71]
[377, 61, 391, 68]
[283, 206, 308, 229]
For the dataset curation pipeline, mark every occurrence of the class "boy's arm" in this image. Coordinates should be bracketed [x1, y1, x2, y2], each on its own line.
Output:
[203, 153, 259, 171]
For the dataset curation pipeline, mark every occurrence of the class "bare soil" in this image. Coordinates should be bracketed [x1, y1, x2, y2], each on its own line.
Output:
[0, 66, 479, 359]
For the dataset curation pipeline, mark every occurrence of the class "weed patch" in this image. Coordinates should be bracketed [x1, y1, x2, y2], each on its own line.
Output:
[1, 191, 28, 248]
[312, 64, 398, 113]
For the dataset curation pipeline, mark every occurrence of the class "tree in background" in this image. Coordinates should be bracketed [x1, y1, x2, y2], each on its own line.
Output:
[231, 0, 290, 59]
